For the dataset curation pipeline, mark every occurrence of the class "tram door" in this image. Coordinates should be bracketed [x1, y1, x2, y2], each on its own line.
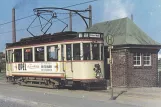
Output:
[64, 44, 73, 79]
[6, 50, 13, 76]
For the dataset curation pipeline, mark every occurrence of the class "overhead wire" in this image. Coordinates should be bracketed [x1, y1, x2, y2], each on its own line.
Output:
[0, 0, 99, 35]
[0, 14, 35, 26]
[0, 14, 78, 35]
[62, 0, 99, 8]
[0, 0, 99, 26]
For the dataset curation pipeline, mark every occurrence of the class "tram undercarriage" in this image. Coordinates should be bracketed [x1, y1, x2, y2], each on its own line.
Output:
[6, 76, 107, 90]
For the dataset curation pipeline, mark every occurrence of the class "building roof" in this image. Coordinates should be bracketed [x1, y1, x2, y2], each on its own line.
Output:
[87, 17, 161, 46]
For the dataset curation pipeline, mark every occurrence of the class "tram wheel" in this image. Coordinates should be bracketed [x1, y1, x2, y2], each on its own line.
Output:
[86, 86, 91, 91]
[18, 81, 21, 86]
[84, 83, 91, 91]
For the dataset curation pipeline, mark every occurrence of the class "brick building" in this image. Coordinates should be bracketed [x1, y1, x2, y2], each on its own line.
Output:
[87, 17, 161, 87]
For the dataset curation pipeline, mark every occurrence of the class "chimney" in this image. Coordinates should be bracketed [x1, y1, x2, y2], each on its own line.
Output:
[89, 5, 92, 28]
[12, 8, 16, 43]
[131, 14, 133, 21]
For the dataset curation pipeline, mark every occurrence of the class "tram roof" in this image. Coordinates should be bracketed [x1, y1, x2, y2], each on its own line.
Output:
[6, 31, 103, 48]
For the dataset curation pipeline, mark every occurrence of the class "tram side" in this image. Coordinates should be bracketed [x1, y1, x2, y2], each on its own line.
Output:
[5, 32, 107, 89]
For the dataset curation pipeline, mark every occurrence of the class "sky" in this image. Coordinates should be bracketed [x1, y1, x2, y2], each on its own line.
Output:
[0, 0, 161, 55]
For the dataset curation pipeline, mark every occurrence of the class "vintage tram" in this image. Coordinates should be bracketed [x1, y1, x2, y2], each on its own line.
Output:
[5, 31, 106, 90]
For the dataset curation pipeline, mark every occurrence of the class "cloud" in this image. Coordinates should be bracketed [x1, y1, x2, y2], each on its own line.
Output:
[14, 0, 38, 9]
[103, 0, 134, 20]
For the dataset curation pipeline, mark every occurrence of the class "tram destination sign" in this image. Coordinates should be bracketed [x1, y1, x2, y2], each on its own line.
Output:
[78, 33, 101, 38]
[89, 33, 101, 38]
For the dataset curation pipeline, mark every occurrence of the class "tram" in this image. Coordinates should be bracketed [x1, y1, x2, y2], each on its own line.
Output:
[5, 31, 106, 90]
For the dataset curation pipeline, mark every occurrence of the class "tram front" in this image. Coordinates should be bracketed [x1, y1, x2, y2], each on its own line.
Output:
[71, 32, 107, 90]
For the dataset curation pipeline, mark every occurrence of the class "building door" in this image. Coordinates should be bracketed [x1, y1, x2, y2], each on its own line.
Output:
[104, 46, 110, 80]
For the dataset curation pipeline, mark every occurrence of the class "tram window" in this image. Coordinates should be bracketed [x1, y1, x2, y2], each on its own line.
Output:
[83, 43, 91, 60]
[66, 44, 72, 60]
[73, 43, 80, 60]
[92, 43, 99, 60]
[61, 45, 64, 61]
[7, 50, 13, 63]
[24, 48, 33, 62]
[35, 47, 44, 61]
[47, 45, 58, 61]
[6, 51, 8, 63]
[14, 49, 22, 62]
[101, 44, 104, 60]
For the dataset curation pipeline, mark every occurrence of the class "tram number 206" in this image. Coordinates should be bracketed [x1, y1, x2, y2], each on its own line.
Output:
[18, 63, 27, 70]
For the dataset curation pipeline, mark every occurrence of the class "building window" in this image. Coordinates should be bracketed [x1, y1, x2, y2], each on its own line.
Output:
[143, 53, 151, 66]
[66, 44, 72, 60]
[83, 43, 91, 60]
[73, 43, 80, 60]
[35, 47, 44, 61]
[24, 48, 33, 62]
[14, 49, 22, 62]
[47, 45, 58, 61]
[133, 53, 141, 66]
[92, 43, 99, 60]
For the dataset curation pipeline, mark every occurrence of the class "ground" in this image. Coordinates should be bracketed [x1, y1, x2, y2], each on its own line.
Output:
[0, 73, 161, 107]
[0, 81, 137, 107]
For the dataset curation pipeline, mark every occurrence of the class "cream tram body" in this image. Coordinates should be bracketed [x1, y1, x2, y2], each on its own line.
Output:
[6, 32, 106, 89]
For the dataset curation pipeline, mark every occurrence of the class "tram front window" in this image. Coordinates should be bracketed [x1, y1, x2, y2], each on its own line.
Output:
[83, 43, 90, 60]
[101, 44, 104, 60]
[92, 43, 99, 60]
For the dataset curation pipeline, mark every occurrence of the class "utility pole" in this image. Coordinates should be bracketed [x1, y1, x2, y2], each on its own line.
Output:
[109, 45, 113, 100]
[106, 35, 114, 100]
[89, 5, 92, 28]
[69, 11, 72, 31]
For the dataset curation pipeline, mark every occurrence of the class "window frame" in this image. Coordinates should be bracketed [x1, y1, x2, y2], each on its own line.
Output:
[47, 45, 58, 61]
[133, 53, 141, 66]
[83, 43, 91, 60]
[92, 43, 100, 60]
[35, 46, 45, 61]
[24, 48, 33, 62]
[100, 43, 104, 60]
[6, 50, 13, 63]
[14, 49, 22, 62]
[73, 43, 81, 60]
[61, 45, 64, 61]
[143, 53, 151, 66]
[66, 44, 72, 61]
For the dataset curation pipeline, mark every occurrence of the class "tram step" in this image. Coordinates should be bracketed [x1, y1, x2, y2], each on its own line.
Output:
[24, 79, 45, 82]
[20, 82, 56, 89]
